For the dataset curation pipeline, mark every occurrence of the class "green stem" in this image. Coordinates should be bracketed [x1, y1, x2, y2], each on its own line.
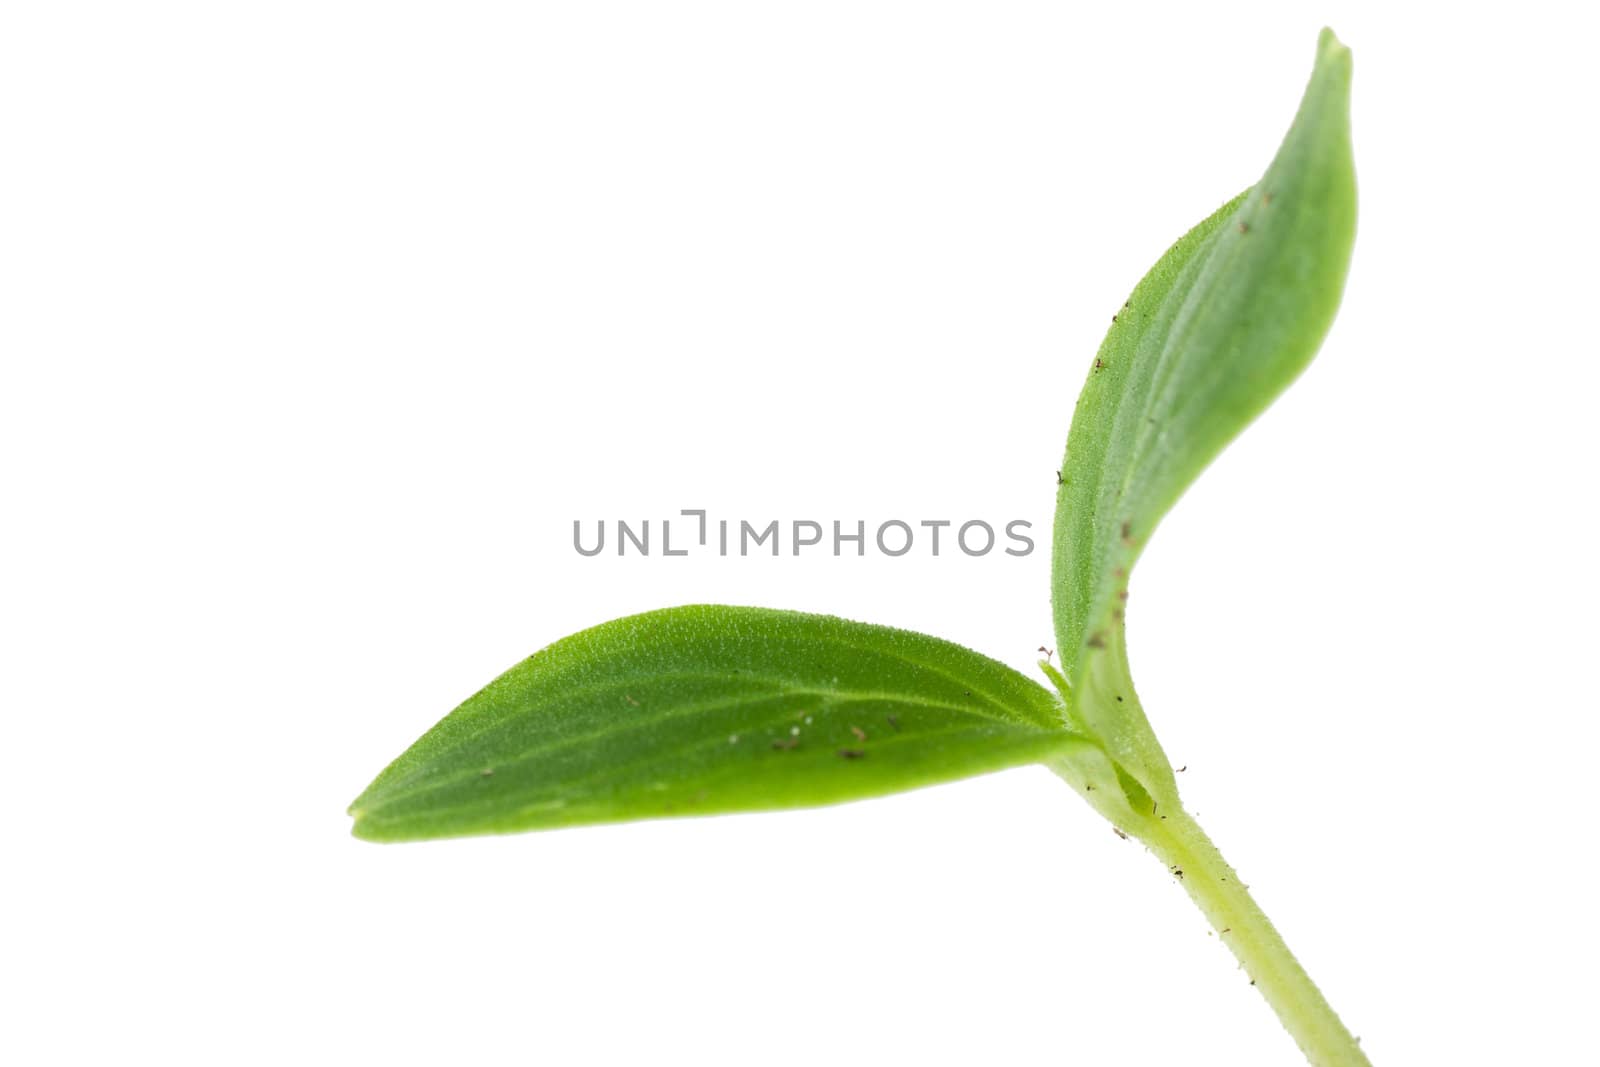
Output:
[1139, 806, 1371, 1067]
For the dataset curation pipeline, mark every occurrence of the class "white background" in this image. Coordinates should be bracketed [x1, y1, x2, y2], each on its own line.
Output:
[4, 2, 1597, 1064]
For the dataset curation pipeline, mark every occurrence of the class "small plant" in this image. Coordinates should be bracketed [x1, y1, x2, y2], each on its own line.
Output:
[351, 29, 1365, 1066]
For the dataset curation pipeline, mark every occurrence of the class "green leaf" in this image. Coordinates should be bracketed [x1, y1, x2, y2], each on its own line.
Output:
[1049, 30, 1356, 796]
[350, 605, 1076, 841]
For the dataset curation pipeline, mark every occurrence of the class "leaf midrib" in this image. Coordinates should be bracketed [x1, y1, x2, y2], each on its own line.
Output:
[356, 713, 1071, 832]
[361, 681, 1068, 813]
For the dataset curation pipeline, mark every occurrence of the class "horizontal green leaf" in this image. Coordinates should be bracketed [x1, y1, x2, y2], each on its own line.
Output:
[350, 605, 1075, 841]
[1049, 30, 1357, 793]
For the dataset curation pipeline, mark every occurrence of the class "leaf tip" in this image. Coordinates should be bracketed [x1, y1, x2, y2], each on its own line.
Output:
[1315, 27, 1353, 80]
[347, 796, 385, 842]
[349, 806, 414, 843]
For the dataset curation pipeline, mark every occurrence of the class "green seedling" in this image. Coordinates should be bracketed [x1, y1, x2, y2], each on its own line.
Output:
[352, 29, 1365, 1066]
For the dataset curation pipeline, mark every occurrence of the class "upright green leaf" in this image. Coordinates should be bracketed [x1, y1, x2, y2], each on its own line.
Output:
[1050, 30, 1356, 795]
[351, 605, 1076, 841]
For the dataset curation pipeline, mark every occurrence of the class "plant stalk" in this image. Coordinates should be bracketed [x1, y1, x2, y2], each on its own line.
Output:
[1138, 805, 1371, 1067]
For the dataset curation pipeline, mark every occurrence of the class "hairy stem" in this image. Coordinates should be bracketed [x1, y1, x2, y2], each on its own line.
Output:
[1139, 805, 1371, 1066]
